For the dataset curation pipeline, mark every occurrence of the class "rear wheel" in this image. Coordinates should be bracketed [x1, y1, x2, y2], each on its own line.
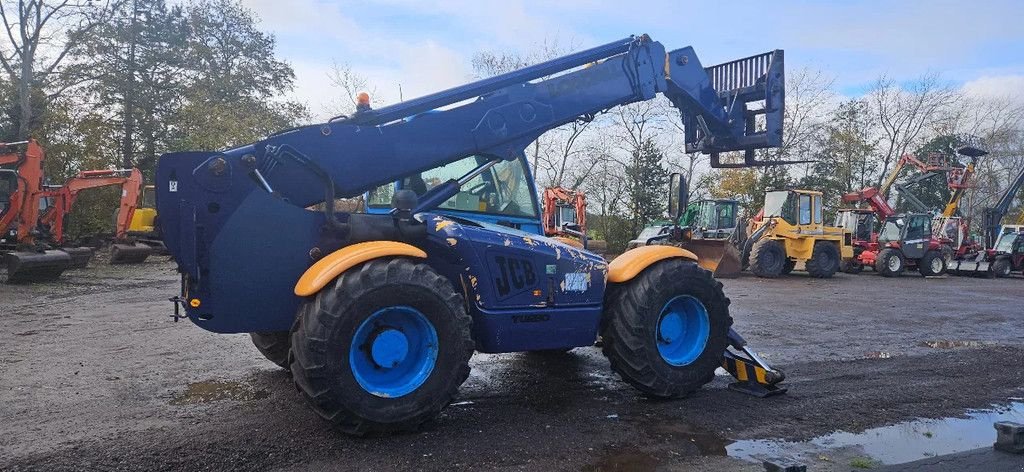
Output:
[806, 241, 840, 278]
[250, 331, 291, 370]
[992, 258, 1012, 278]
[919, 250, 946, 277]
[601, 259, 731, 398]
[875, 248, 905, 277]
[749, 239, 786, 278]
[290, 258, 474, 435]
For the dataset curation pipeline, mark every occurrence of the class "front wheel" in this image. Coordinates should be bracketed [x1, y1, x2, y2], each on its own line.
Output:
[601, 259, 732, 398]
[806, 241, 840, 278]
[875, 248, 905, 277]
[992, 258, 1012, 278]
[290, 258, 474, 435]
[749, 239, 786, 278]
[919, 250, 947, 277]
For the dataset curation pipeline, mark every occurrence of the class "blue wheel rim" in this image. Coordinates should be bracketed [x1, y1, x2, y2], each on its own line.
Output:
[656, 295, 711, 366]
[350, 306, 438, 398]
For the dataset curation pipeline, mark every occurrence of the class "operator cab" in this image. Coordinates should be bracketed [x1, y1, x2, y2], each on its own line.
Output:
[878, 213, 932, 259]
[0, 168, 15, 217]
[834, 208, 875, 242]
[367, 154, 542, 234]
[691, 199, 737, 238]
[994, 230, 1024, 255]
[762, 189, 824, 229]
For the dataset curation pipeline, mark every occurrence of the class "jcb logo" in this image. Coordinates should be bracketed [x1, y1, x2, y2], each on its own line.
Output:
[494, 255, 537, 297]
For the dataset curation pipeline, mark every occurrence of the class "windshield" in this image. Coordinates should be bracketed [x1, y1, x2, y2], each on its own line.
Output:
[878, 217, 904, 243]
[369, 155, 537, 218]
[995, 232, 1018, 253]
[763, 191, 795, 224]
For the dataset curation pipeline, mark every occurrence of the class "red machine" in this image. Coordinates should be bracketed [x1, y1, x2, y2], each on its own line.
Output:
[541, 187, 587, 248]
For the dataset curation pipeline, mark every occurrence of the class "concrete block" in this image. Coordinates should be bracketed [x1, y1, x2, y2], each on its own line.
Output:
[994, 421, 1024, 454]
[763, 458, 806, 472]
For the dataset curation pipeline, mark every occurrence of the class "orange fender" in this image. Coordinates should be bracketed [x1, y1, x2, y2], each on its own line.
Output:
[294, 241, 427, 296]
[607, 245, 699, 283]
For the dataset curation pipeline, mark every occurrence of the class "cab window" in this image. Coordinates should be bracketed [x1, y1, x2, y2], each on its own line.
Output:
[799, 194, 812, 225]
[813, 196, 822, 224]
[370, 155, 537, 218]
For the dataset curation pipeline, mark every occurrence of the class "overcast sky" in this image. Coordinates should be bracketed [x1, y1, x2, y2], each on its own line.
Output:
[238, 0, 1024, 120]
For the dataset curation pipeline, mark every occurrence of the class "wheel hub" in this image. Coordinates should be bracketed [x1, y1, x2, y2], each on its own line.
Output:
[349, 306, 439, 398]
[370, 328, 409, 368]
[656, 295, 711, 367]
[888, 256, 900, 271]
[658, 313, 684, 343]
[931, 258, 942, 273]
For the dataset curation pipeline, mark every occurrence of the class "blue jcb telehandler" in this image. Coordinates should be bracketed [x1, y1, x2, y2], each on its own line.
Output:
[157, 35, 790, 435]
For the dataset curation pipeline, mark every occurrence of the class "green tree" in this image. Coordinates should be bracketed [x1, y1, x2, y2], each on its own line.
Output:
[623, 137, 667, 236]
[799, 99, 877, 217]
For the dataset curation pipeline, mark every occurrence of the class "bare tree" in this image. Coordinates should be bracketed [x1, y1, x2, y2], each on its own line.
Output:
[326, 60, 375, 117]
[0, 0, 117, 138]
[869, 73, 960, 191]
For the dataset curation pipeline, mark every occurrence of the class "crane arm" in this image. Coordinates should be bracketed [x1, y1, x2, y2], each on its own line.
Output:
[982, 164, 1024, 247]
[159, 35, 786, 211]
[842, 186, 896, 220]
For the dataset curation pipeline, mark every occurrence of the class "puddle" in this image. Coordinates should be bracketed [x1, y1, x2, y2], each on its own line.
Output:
[920, 340, 989, 349]
[582, 446, 660, 472]
[727, 402, 1024, 465]
[170, 379, 270, 405]
[649, 422, 731, 456]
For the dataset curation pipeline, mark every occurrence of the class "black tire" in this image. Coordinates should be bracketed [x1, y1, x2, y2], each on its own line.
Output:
[600, 259, 732, 398]
[840, 259, 864, 274]
[250, 331, 291, 370]
[781, 259, 796, 275]
[875, 248, 905, 277]
[290, 258, 474, 435]
[918, 250, 946, 277]
[992, 257, 1012, 278]
[806, 241, 840, 278]
[749, 239, 786, 278]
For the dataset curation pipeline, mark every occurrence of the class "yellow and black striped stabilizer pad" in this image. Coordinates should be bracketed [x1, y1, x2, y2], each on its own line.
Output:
[722, 351, 787, 397]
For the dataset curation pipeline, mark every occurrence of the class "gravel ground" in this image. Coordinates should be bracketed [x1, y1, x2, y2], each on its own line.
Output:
[1, 256, 1022, 471]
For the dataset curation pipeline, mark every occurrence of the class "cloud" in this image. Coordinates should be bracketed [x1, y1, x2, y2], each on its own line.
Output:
[961, 75, 1024, 102]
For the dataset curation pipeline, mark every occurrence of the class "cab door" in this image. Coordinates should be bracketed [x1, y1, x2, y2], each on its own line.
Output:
[902, 215, 929, 259]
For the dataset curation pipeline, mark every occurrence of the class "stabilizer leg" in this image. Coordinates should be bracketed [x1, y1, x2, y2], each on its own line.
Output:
[721, 328, 787, 397]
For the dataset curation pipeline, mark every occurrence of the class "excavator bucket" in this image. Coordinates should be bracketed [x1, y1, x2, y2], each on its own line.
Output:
[681, 238, 743, 278]
[3, 250, 72, 283]
[62, 247, 95, 269]
[110, 242, 153, 264]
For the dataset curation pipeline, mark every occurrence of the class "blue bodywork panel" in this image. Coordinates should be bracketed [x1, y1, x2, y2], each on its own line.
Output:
[156, 35, 786, 352]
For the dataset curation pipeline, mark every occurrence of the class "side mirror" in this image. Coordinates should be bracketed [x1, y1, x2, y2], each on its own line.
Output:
[668, 173, 688, 221]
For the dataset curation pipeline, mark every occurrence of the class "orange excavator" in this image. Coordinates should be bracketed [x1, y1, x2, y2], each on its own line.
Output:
[0, 140, 84, 282]
[36, 168, 154, 265]
[541, 187, 588, 248]
[1, 139, 152, 282]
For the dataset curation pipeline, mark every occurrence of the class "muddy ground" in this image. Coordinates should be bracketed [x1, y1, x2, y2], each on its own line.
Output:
[1, 256, 1023, 471]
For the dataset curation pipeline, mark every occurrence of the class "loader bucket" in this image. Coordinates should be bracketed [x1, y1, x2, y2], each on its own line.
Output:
[3, 250, 72, 283]
[62, 247, 95, 269]
[681, 238, 743, 278]
[110, 243, 153, 264]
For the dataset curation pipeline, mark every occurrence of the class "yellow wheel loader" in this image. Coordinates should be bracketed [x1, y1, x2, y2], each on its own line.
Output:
[742, 189, 854, 278]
